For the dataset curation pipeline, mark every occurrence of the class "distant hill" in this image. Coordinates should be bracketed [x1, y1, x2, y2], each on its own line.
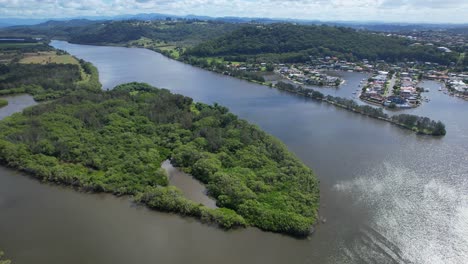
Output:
[448, 27, 468, 35]
[185, 23, 459, 65]
[0, 18, 50, 28]
[0, 19, 241, 47]
[0, 19, 105, 40]
[0, 18, 463, 66]
[1, 13, 467, 30]
[66, 20, 241, 46]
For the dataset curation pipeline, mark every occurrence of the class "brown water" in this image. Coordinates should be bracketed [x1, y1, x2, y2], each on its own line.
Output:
[162, 160, 217, 209]
[0, 41, 467, 264]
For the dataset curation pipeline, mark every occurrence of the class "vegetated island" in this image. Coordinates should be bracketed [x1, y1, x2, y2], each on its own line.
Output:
[0, 98, 7, 108]
[0, 81, 320, 237]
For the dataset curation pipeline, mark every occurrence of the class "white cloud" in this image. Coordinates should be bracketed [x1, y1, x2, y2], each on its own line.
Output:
[0, 0, 466, 23]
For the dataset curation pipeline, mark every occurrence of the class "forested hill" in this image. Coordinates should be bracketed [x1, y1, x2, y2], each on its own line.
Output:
[69, 20, 241, 45]
[185, 24, 459, 64]
[0, 20, 241, 46]
[2, 20, 459, 64]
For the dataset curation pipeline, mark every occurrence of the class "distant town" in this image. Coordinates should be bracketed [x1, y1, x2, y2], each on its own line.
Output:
[213, 54, 468, 110]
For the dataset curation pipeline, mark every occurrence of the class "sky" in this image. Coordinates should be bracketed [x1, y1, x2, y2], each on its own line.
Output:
[0, 0, 467, 23]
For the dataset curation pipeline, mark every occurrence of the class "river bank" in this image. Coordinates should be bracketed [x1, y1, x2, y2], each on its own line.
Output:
[123, 43, 446, 136]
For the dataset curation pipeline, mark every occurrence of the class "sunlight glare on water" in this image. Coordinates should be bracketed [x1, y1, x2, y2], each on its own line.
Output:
[334, 163, 468, 264]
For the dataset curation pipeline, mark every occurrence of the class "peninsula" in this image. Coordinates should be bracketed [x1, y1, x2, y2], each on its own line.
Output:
[0, 43, 319, 237]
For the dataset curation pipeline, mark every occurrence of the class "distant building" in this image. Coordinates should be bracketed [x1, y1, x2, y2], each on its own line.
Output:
[437, 47, 452, 53]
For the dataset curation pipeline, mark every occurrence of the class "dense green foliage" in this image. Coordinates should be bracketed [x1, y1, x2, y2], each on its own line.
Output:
[186, 24, 459, 65]
[391, 114, 446, 136]
[0, 99, 7, 108]
[275, 81, 446, 136]
[0, 59, 100, 100]
[0, 82, 319, 236]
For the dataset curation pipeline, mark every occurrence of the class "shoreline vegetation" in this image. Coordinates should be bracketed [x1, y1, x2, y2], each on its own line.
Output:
[0, 81, 320, 237]
[0, 99, 7, 108]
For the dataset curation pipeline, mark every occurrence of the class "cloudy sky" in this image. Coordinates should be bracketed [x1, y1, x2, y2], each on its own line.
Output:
[0, 0, 467, 23]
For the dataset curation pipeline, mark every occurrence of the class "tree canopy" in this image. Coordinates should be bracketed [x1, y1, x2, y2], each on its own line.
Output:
[0, 59, 100, 101]
[185, 24, 460, 65]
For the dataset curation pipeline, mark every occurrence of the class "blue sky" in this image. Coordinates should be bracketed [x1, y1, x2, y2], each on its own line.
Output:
[0, 0, 467, 23]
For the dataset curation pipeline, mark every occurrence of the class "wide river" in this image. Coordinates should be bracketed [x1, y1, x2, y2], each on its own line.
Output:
[0, 41, 467, 264]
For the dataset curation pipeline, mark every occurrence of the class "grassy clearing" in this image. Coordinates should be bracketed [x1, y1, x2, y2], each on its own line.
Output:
[19, 52, 79, 65]
[128, 37, 183, 59]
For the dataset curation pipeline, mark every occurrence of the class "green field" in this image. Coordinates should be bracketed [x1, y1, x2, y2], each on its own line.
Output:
[19, 52, 79, 65]
[129, 37, 183, 59]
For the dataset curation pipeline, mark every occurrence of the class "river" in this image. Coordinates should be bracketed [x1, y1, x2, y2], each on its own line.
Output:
[0, 41, 466, 264]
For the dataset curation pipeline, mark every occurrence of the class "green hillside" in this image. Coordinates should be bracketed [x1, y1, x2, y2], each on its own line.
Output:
[185, 23, 459, 64]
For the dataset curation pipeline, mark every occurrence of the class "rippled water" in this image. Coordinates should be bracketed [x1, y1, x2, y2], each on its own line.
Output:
[0, 41, 466, 264]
